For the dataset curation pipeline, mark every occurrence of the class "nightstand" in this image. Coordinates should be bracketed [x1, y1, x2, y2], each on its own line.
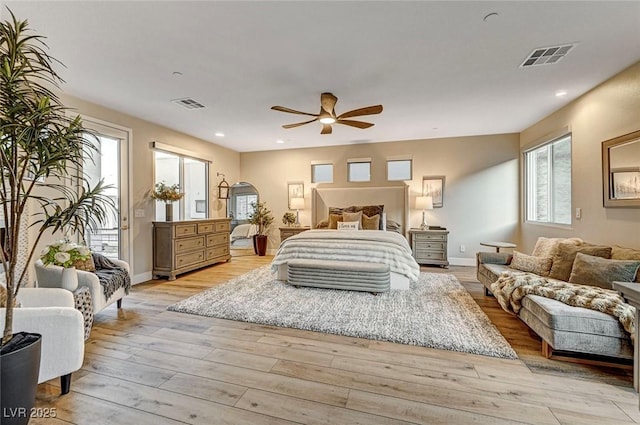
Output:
[408, 228, 449, 267]
[279, 226, 310, 243]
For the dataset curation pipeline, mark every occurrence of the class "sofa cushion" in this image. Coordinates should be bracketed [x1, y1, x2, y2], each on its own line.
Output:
[568, 252, 640, 289]
[480, 263, 510, 284]
[521, 294, 628, 339]
[548, 243, 612, 281]
[509, 251, 553, 276]
[611, 245, 640, 283]
[532, 237, 582, 258]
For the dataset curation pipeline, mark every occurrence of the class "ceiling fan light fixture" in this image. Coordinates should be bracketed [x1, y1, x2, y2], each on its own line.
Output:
[319, 116, 336, 124]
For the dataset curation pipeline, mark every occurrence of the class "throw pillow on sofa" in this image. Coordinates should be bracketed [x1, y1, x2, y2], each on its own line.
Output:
[568, 252, 640, 289]
[531, 237, 582, 258]
[509, 251, 553, 276]
[611, 245, 640, 283]
[548, 242, 612, 281]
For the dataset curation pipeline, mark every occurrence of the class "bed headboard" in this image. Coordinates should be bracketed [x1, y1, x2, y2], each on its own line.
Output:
[311, 186, 409, 235]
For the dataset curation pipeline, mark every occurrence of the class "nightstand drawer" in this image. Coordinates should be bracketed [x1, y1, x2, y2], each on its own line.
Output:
[175, 236, 205, 253]
[414, 242, 446, 251]
[415, 251, 447, 261]
[414, 233, 446, 241]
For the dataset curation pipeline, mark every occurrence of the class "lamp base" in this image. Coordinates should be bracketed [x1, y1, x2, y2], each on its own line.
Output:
[420, 224, 429, 230]
[420, 210, 428, 230]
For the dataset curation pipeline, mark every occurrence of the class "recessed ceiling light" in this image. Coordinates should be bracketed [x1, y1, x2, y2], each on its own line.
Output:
[555, 90, 568, 97]
[215, 132, 224, 137]
[276, 140, 285, 144]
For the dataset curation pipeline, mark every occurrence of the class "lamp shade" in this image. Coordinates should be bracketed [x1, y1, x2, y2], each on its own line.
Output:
[290, 197, 305, 210]
[415, 196, 433, 210]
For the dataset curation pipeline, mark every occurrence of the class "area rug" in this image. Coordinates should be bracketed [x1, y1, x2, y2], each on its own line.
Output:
[168, 266, 517, 359]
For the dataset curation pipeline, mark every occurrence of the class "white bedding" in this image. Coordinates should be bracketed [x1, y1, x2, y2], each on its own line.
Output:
[271, 229, 420, 283]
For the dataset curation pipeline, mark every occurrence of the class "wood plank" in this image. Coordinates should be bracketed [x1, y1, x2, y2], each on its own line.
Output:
[159, 373, 247, 406]
[235, 388, 410, 425]
[82, 352, 175, 387]
[550, 407, 636, 425]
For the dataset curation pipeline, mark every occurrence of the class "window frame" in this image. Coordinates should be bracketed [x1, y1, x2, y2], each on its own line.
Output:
[347, 158, 371, 182]
[311, 162, 333, 183]
[524, 133, 572, 226]
[386, 159, 412, 181]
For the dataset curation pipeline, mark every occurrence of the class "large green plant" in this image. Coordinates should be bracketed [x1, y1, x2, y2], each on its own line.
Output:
[1, 10, 114, 344]
[248, 201, 274, 236]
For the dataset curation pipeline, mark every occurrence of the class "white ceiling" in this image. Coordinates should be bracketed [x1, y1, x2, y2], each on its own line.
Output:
[5, 1, 640, 152]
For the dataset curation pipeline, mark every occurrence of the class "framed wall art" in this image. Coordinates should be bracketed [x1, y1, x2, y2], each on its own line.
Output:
[422, 176, 445, 208]
[287, 182, 304, 209]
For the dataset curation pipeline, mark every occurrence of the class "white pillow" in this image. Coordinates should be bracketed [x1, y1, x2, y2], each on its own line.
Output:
[337, 221, 359, 230]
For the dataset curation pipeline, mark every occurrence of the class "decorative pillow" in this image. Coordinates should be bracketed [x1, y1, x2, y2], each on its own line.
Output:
[531, 237, 582, 258]
[316, 219, 329, 229]
[569, 252, 640, 289]
[548, 242, 612, 281]
[337, 221, 359, 231]
[509, 251, 553, 276]
[611, 245, 640, 282]
[342, 210, 363, 226]
[351, 205, 384, 218]
[328, 214, 343, 229]
[329, 206, 355, 216]
[73, 255, 96, 272]
[386, 219, 401, 234]
[362, 214, 380, 230]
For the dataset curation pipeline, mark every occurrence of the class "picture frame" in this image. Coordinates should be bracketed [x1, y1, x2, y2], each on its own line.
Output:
[422, 176, 445, 208]
[611, 168, 640, 200]
[602, 129, 640, 208]
[287, 182, 304, 209]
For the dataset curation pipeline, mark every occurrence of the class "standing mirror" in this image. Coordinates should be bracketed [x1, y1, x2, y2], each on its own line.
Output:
[602, 130, 640, 208]
[228, 182, 259, 253]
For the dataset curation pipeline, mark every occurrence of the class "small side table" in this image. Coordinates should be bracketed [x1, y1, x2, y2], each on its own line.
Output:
[480, 241, 517, 253]
[612, 281, 640, 395]
[408, 228, 449, 267]
[280, 226, 310, 243]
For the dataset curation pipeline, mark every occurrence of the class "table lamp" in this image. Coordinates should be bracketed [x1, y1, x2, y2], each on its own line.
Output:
[415, 196, 433, 230]
[290, 197, 305, 227]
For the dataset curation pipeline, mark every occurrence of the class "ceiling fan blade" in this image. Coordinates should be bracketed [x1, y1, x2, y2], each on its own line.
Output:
[271, 105, 318, 117]
[321, 124, 333, 135]
[337, 105, 383, 120]
[335, 119, 374, 129]
[282, 118, 318, 129]
[320, 92, 338, 114]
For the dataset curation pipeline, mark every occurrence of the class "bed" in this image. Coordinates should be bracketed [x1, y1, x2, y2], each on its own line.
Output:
[229, 223, 257, 250]
[272, 186, 419, 291]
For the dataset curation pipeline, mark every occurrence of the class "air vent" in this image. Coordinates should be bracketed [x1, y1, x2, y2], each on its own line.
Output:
[520, 44, 574, 68]
[171, 98, 205, 110]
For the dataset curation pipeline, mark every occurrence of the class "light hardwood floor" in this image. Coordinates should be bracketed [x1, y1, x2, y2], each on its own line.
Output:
[33, 256, 638, 425]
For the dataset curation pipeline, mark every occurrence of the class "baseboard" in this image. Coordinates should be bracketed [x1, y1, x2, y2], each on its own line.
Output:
[448, 257, 476, 267]
[133, 271, 153, 285]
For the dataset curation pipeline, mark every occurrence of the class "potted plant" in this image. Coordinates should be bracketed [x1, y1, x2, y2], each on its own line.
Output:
[282, 212, 296, 227]
[248, 201, 274, 256]
[40, 240, 92, 291]
[1, 11, 114, 424]
[151, 182, 184, 221]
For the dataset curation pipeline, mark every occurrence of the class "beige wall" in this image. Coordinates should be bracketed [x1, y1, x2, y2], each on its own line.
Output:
[58, 94, 240, 281]
[519, 61, 640, 253]
[240, 134, 520, 264]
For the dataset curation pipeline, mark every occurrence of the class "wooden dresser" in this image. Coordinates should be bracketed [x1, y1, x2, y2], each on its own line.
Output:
[153, 218, 231, 280]
[408, 228, 449, 267]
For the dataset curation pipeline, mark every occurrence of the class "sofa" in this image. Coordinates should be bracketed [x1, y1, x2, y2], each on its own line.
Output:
[477, 237, 640, 361]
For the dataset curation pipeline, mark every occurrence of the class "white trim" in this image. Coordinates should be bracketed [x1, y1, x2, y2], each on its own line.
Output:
[347, 157, 372, 163]
[448, 257, 477, 267]
[310, 159, 333, 165]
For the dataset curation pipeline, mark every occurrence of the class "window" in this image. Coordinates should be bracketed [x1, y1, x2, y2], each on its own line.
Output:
[387, 159, 412, 181]
[311, 163, 333, 183]
[234, 194, 258, 220]
[525, 134, 571, 225]
[348, 159, 371, 182]
[154, 150, 209, 221]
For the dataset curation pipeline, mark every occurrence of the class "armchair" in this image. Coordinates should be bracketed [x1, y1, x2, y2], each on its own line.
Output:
[0, 288, 84, 394]
[35, 258, 130, 314]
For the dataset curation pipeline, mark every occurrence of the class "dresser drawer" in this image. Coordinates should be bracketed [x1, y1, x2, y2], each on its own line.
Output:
[414, 233, 446, 242]
[215, 221, 230, 233]
[415, 250, 447, 261]
[175, 224, 197, 237]
[414, 241, 446, 251]
[175, 236, 205, 253]
[198, 222, 215, 234]
[206, 245, 229, 260]
[207, 233, 229, 247]
[176, 250, 205, 268]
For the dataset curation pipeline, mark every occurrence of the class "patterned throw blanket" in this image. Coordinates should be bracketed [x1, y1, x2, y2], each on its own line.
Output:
[92, 253, 131, 300]
[491, 271, 635, 338]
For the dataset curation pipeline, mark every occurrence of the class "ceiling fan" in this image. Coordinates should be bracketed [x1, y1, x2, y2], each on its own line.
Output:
[271, 92, 383, 135]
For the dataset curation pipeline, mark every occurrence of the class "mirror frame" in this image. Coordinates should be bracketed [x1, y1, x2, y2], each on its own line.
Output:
[602, 129, 640, 208]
